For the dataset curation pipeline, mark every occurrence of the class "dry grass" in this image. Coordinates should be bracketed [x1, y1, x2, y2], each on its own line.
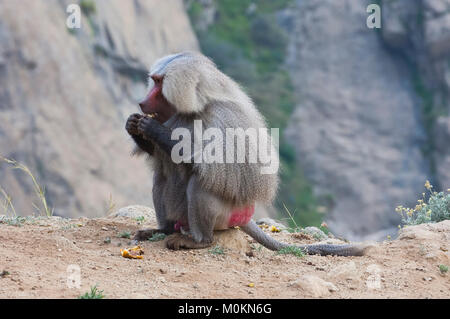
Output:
[0, 155, 53, 217]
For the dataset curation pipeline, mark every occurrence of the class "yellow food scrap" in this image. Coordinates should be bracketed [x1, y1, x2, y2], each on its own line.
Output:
[269, 225, 280, 233]
[248, 283, 255, 288]
[120, 246, 144, 259]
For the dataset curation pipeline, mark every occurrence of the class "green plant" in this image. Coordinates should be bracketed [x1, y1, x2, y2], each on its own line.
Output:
[281, 203, 301, 233]
[0, 216, 26, 227]
[135, 216, 145, 223]
[0, 186, 16, 217]
[276, 246, 305, 258]
[208, 245, 225, 255]
[118, 231, 131, 239]
[79, 0, 96, 15]
[105, 194, 116, 216]
[396, 181, 450, 225]
[78, 285, 104, 299]
[148, 233, 166, 242]
[0, 156, 53, 217]
[439, 264, 448, 274]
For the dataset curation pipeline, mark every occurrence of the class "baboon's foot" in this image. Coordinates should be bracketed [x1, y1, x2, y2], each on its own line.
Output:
[133, 228, 163, 241]
[165, 233, 212, 250]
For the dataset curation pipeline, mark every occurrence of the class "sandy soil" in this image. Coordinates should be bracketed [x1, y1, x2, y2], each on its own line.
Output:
[0, 214, 449, 299]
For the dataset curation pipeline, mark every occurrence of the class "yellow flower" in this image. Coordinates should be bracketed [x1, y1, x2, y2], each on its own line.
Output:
[395, 206, 404, 214]
[426, 210, 432, 216]
[424, 180, 432, 190]
[270, 225, 280, 233]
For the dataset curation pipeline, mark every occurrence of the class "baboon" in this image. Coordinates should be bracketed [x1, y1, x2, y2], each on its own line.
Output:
[126, 52, 367, 256]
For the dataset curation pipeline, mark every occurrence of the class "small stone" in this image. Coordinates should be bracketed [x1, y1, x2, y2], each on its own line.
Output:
[300, 227, 328, 240]
[110, 206, 157, 225]
[288, 275, 338, 297]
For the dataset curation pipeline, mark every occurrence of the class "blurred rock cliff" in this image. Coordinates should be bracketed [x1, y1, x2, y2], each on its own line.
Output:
[0, 0, 198, 217]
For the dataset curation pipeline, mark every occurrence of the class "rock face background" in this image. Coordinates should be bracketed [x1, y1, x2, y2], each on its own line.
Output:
[285, 0, 450, 240]
[0, 0, 198, 217]
[0, 0, 449, 240]
[380, 0, 450, 195]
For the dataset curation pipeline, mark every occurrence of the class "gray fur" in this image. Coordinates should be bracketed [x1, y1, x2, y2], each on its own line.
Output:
[132, 52, 366, 256]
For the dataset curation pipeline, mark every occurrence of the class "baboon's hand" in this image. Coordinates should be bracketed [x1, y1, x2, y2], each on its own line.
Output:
[135, 115, 177, 155]
[137, 115, 159, 139]
[126, 113, 143, 136]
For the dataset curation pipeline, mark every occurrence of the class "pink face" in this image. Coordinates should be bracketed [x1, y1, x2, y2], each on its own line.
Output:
[139, 75, 177, 123]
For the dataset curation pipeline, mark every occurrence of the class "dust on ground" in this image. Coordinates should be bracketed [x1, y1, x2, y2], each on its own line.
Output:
[0, 212, 449, 299]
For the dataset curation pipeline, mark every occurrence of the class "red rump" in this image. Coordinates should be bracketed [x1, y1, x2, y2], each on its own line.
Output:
[174, 220, 187, 231]
[174, 205, 255, 231]
[227, 205, 255, 227]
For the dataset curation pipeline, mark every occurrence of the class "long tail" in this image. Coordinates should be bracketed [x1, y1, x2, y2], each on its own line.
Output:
[240, 220, 368, 256]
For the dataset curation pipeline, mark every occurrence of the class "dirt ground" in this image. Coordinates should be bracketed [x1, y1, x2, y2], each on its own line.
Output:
[0, 213, 449, 299]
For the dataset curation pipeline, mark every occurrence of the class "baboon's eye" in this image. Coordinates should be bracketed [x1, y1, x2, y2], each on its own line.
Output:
[152, 76, 163, 86]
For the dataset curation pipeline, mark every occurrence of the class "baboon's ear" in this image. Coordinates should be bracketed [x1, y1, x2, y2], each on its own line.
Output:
[162, 63, 206, 114]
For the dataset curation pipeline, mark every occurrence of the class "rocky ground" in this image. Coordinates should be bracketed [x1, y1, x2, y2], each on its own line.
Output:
[0, 206, 449, 299]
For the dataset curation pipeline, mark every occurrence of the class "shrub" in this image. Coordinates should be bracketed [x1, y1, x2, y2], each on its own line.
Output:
[276, 246, 305, 258]
[396, 181, 450, 225]
[78, 285, 104, 299]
